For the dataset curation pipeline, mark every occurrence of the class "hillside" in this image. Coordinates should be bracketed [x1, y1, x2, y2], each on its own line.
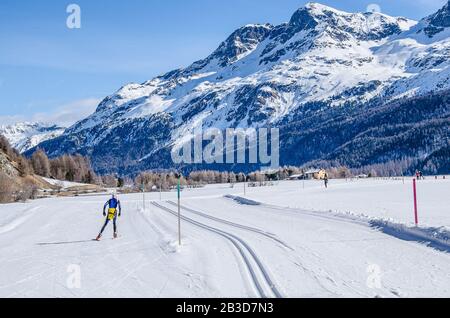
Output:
[29, 2, 450, 175]
[0, 122, 65, 153]
[0, 143, 51, 203]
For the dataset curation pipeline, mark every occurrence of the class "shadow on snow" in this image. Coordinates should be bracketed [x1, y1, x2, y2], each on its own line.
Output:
[369, 220, 450, 254]
[36, 240, 96, 246]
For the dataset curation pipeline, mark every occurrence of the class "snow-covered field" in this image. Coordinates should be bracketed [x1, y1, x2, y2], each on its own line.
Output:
[246, 177, 450, 228]
[42, 177, 90, 189]
[0, 178, 449, 298]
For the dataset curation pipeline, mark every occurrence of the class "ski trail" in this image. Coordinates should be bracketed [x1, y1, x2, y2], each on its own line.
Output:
[0, 206, 41, 235]
[151, 201, 282, 298]
[222, 195, 450, 297]
[166, 200, 293, 251]
[176, 199, 358, 297]
[128, 205, 217, 297]
[229, 196, 450, 253]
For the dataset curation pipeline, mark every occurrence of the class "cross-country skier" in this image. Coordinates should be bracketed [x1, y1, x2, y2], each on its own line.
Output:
[324, 173, 329, 188]
[96, 194, 122, 241]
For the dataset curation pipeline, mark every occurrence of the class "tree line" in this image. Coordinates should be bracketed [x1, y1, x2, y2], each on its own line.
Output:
[1, 135, 97, 183]
[128, 166, 356, 192]
[31, 149, 97, 184]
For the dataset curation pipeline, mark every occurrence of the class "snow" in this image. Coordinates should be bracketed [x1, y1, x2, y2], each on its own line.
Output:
[125, 95, 175, 119]
[41, 1, 450, 168]
[244, 178, 450, 228]
[56, 4, 427, 148]
[23, 3, 448, 165]
[0, 122, 65, 153]
[42, 177, 90, 189]
[1, 177, 449, 297]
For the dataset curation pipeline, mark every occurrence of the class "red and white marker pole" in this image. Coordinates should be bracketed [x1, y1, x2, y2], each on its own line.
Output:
[413, 178, 419, 226]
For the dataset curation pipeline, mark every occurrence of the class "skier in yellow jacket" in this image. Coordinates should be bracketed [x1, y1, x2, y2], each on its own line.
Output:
[96, 194, 122, 241]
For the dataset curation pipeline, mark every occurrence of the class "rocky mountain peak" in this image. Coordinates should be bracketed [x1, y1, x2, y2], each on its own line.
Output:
[287, 2, 411, 42]
[212, 24, 274, 67]
[0, 122, 65, 153]
[424, 0, 450, 37]
[28, 3, 449, 175]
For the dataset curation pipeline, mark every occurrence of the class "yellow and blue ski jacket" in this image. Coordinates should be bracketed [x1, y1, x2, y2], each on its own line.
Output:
[104, 198, 121, 220]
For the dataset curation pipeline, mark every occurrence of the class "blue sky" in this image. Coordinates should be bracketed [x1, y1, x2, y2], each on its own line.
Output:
[0, 0, 447, 126]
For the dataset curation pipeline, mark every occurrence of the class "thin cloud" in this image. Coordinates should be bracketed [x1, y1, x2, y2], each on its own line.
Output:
[414, 0, 447, 11]
[0, 98, 101, 128]
[32, 98, 101, 127]
[0, 115, 26, 126]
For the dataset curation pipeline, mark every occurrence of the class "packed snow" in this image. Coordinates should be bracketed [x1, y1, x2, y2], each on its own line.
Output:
[0, 177, 449, 298]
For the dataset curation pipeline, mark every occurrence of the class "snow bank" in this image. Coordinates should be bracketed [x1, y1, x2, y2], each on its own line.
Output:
[229, 194, 450, 253]
[315, 207, 450, 252]
[369, 219, 450, 252]
[308, 207, 450, 253]
[224, 195, 261, 206]
[42, 177, 88, 189]
[244, 178, 450, 229]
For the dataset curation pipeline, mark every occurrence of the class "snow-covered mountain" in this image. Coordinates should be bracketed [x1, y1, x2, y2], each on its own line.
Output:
[31, 2, 450, 175]
[0, 122, 65, 153]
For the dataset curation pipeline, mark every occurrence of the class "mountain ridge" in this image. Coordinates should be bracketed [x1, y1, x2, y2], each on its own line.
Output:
[0, 122, 65, 153]
[28, 2, 450, 175]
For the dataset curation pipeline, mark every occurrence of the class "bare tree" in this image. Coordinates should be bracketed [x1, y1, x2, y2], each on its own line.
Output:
[31, 149, 51, 177]
[0, 172, 16, 203]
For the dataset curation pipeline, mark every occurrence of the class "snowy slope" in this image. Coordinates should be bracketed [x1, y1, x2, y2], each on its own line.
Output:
[41, 177, 92, 190]
[65, 3, 419, 136]
[32, 2, 450, 174]
[1, 179, 450, 297]
[373, 0, 450, 99]
[0, 122, 65, 153]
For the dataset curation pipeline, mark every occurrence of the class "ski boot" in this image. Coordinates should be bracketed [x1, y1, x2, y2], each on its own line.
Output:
[113, 232, 118, 239]
[95, 234, 102, 241]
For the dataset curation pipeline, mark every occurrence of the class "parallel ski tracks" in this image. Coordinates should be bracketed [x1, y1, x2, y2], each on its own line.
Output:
[166, 200, 293, 251]
[151, 201, 282, 298]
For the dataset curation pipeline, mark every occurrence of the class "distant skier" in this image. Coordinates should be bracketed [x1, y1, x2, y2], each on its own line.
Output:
[324, 173, 329, 188]
[96, 194, 122, 241]
[415, 170, 424, 180]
